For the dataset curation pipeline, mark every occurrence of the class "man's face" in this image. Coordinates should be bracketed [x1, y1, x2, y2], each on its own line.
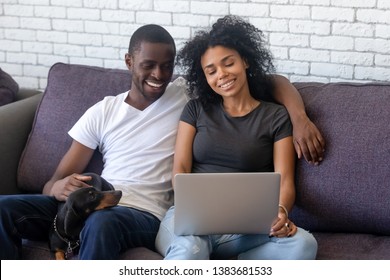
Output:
[125, 41, 175, 108]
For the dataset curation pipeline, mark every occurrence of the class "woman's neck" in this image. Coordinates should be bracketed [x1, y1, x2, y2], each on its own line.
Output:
[222, 96, 260, 117]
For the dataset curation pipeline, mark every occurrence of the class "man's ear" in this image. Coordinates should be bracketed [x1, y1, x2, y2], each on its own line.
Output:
[125, 53, 133, 70]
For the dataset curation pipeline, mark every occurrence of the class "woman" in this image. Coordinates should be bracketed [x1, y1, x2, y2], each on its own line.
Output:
[155, 15, 317, 260]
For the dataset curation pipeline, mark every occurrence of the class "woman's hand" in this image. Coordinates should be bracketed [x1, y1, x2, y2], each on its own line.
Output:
[269, 211, 297, 238]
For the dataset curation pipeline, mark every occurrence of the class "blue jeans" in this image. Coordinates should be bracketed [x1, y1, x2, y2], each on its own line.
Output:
[155, 206, 318, 260]
[0, 194, 160, 260]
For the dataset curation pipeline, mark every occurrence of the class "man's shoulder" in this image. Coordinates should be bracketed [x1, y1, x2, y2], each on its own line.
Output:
[171, 75, 186, 83]
[93, 91, 127, 107]
[105, 91, 127, 101]
[169, 76, 187, 90]
[166, 77, 190, 101]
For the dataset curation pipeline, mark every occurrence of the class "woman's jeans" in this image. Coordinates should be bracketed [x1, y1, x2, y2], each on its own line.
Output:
[0, 194, 160, 260]
[156, 206, 318, 260]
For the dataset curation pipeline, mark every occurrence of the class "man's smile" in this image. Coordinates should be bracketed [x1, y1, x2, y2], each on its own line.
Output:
[146, 80, 165, 88]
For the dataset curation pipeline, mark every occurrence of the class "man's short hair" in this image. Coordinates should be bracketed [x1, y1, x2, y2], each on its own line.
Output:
[128, 24, 176, 55]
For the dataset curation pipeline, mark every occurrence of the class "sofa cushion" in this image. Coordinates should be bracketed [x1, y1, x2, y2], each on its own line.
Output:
[0, 67, 18, 106]
[291, 82, 390, 235]
[18, 63, 132, 192]
[22, 240, 163, 260]
[313, 232, 390, 260]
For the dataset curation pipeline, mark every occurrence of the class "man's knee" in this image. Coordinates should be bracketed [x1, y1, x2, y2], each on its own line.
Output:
[0, 196, 18, 211]
[84, 209, 116, 229]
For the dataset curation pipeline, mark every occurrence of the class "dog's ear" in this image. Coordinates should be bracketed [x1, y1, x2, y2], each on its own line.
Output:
[82, 172, 114, 191]
[63, 206, 80, 235]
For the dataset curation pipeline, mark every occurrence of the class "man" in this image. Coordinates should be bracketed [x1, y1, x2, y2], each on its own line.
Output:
[0, 24, 324, 260]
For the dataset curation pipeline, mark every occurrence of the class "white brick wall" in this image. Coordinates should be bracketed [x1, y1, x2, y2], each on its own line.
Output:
[0, 0, 389, 90]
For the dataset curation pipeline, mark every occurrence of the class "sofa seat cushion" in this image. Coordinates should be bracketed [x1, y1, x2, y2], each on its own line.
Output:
[22, 240, 163, 260]
[313, 232, 390, 259]
[292, 82, 390, 236]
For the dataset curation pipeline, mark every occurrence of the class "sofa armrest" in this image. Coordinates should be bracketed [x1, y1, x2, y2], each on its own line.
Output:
[15, 88, 42, 102]
[0, 93, 43, 194]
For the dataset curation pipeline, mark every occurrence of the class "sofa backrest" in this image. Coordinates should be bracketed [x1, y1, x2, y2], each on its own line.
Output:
[291, 82, 390, 235]
[18, 63, 131, 192]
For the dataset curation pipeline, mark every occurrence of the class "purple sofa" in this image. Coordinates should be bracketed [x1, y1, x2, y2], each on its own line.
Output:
[1, 63, 389, 259]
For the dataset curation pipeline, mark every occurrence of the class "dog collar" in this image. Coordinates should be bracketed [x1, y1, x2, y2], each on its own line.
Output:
[53, 214, 80, 258]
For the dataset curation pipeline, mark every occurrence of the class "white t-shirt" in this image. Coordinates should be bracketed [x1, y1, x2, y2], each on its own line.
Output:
[68, 77, 189, 220]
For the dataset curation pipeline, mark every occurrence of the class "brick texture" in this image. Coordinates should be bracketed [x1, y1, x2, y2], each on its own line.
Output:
[1, 0, 389, 89]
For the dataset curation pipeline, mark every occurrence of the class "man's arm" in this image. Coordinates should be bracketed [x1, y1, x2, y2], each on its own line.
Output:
[42, 140, 95, 200]
[272, 74, 325, 165]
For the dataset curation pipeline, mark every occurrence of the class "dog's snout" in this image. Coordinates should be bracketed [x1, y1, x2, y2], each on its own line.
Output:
[95, 190, 122, 210]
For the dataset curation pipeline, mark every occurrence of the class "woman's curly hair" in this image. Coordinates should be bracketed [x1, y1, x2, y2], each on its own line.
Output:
[177, 15, 275, 106]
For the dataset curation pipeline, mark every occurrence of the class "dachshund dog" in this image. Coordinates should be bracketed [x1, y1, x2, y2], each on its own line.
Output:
[49, 173, 122, 260]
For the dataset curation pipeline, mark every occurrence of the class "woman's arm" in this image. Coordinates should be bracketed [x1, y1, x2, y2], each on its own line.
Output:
[271, 136, 297, 238]
[272, 75, 325, 165]
[172, 121, 196, 188]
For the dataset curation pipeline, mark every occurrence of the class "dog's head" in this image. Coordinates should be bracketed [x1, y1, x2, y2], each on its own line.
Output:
[70, 187, 122, 215]
[62, 187, 122, 236]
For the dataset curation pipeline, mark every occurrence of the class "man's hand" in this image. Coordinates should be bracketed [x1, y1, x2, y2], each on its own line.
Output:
[293, 115, 325, 165]
[49, 174, 92, 201]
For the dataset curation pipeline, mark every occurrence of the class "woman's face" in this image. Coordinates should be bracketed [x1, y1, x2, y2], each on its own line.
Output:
[200, 45, 249, 99]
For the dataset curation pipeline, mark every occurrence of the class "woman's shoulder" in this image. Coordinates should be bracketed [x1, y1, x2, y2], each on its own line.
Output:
[260, 100, 288, 113]
[185, 98, 202, 107]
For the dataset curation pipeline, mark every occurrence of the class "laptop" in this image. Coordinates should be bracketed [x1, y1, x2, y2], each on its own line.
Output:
[173, 172, 281, 236]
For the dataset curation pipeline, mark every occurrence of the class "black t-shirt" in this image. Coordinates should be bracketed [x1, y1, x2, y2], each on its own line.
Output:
[180, 99, 292, 173]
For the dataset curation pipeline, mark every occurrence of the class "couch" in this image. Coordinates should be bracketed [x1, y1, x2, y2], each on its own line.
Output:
[1, 63, 389, 260]
[0, 67, 19, 107]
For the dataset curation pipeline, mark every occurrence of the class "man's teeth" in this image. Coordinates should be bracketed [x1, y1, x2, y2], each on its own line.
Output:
[146, 81, 163, 88]
[220, 80, 234, 88]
